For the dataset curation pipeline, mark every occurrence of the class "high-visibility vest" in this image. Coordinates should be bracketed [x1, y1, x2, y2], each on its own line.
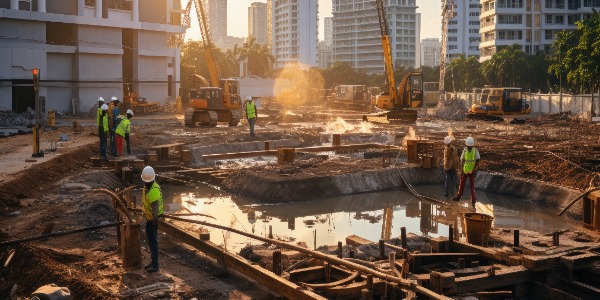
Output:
[96, 107, 102, 126]
[115, 117, 130, 137]
[246, 101, 256, 119]
[463, 147, 478, 173]
[100, 114, 108, 133]
[142, 181, 164, 221]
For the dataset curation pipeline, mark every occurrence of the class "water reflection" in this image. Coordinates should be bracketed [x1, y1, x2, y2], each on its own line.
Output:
[161, 183, 576, 251]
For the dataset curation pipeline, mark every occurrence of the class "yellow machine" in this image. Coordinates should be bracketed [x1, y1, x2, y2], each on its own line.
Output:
[468, 87, 530, 121]
[183, 0, 241, 127]
[373, 0, 423, 122]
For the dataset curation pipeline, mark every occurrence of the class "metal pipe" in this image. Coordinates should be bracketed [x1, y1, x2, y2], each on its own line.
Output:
[557, 187, 600, 216]
[93, 188, 132, 222]
[0, 222, 123, 247]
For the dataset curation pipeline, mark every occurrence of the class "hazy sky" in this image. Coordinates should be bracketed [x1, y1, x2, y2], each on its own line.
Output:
[184, 0, 441, 41]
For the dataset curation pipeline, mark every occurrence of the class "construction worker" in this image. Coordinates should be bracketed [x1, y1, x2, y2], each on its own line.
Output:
[452, 137, 480, 207]
[141, 166, 163, 273]
[115, 109, 133, 156]
[96, 97, 104, 129]
[243, 96, 257, 137]
[99, 104, 109, 160]
[109, 96, 120, 156]
[443, 136, 459, 198]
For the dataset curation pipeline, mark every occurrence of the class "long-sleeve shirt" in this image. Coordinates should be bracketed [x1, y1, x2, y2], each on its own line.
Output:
[443, 144, 459, 171]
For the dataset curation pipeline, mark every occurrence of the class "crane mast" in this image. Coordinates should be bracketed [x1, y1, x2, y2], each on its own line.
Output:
[439, 0, 454, 102]
[192, 0, 221, 87]
[375, 0, 397, 103]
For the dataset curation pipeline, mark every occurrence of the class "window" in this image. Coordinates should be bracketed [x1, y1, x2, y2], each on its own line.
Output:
[555, 15, 564, 24]
[546, 14, 553, 24]
[469, 21, 480, 25]
[469, 12, 480, 17]
[545, 30, 553, 39]
[469, 28, 479, 33]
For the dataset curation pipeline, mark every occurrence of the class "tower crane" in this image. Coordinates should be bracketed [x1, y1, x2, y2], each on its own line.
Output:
[373, 0, 423, 123]
[439, 0, 455, 103]
[182, 0, 242, 127]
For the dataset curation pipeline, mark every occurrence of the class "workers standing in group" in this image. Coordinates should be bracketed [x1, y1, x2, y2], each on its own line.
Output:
[99, 104, 109, 160]
[115, 109, 133, 156]
[452, 137, 480, 207]
[443, 136, 459, 198]
[243, 96, 257, 137]
[141, 166, 163, 273]
[109, 96, 120, 157]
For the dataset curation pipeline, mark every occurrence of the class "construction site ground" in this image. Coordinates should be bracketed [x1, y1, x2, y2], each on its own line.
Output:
[1, 106, 600, 299]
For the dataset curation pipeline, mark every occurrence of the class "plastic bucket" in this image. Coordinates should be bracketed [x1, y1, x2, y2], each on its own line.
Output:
[463, 213, 494, 246]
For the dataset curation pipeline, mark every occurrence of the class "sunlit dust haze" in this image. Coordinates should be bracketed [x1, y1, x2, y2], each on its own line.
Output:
[274, 63, 324, 107]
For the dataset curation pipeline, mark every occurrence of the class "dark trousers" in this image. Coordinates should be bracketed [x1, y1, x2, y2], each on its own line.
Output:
[456, 172, 477, 203]
[145, 220, 159, 269]
[109, 131, 116, 156]
[248, 117, 256, 137]
[444, 169, 457, 197]
[125, 134, 131, 154]
[99, 129, 107, 159]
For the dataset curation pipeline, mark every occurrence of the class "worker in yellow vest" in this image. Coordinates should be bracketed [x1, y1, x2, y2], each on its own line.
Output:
[452, 137, 480, 207]
[99, 104, 109, 160]
[141, 166, 163, 273]
[115, 109, 133, 156]
[96, 97, 104, 129]
[243, 96, 257, 137]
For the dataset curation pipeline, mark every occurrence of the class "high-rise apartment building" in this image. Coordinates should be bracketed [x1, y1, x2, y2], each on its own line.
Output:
[479, 0, 600, 61]
[421, 38, 442, 67]
[324, 17, 333, 46]
[444, 0, 481, 60]
[271, 0, 318, 68]
[332, 0, 420, 74]
[249, 2, 268, 45]
[0, 0, 183, 113]
[318, 41, 333, 69]
[207, 0, 227, 42]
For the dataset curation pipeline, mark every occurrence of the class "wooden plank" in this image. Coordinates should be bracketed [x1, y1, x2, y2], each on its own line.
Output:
[290, 266, 324, 283]
[158, 221, 325, 300]
[202, 144, 400, 160]
[450, 266, 532, 295]
[531, 281, 581, 300]
[451, 240, 521, 266]
[148, 143, 185, 149]
[346, 235, 374, 247]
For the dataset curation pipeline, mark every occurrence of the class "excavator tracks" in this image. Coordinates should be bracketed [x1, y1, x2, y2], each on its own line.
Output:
[184, 110, 218, 127]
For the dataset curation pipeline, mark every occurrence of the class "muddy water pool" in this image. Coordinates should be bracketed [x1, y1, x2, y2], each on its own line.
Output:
[161, 183, 576, 251]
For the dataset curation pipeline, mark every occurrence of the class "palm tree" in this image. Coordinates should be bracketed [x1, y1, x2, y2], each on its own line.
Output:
[239, 37, 275, 77]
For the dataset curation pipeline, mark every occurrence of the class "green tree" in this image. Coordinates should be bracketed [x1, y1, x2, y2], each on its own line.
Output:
[321, 62, 366, 89]
[239, 37, 275, 78]
[550, 11, 600, 94]
[481, 44, 527, 87]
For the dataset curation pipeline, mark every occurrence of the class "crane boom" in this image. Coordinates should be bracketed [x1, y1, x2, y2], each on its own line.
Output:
[193, 0, 221, 87]
[439, 0, 454, 102]
[375, 0, 397, 103]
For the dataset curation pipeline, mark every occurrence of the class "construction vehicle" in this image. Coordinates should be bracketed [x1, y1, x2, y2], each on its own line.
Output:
[123, 84, 160, 113]
[182, 0, 241, 127]
[327, 85, 372, 111]
[373, 0, 423, 122]
[468, 87, 530, 121]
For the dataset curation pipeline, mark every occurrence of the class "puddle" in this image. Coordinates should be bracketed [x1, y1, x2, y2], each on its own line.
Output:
[161, 183, 576, 251]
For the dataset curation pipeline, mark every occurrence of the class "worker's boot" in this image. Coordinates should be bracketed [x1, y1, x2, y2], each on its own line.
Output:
[451, 196, 459, 202]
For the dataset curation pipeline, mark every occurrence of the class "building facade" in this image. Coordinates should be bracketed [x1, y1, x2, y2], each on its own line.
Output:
[318, 41, 333, 69]
[271, 0, 318, 69]
[207, 0, 227, 42]
[479, 0, 600, 61]
[249, 2, 268, 45]
[0, 0, 183, 114]
[324, 16, 333, 46]
[445, 0, 481, 60]
[421, 38, 441, 67]
[332, 0, 420, 74]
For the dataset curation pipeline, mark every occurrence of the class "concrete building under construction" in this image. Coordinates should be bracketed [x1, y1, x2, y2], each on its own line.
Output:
[0, 0, 184, 114]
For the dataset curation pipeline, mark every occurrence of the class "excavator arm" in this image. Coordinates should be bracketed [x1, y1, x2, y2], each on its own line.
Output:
[375, 0, 397, 103]
[193, 0, 221, 87]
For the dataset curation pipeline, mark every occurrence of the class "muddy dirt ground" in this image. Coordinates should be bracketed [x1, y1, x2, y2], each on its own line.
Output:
[1, 107, 599, 299]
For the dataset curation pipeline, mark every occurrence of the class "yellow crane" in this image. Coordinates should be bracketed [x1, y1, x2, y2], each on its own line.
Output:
[182, 0, 242, 127]
[373, 0, 423, 123]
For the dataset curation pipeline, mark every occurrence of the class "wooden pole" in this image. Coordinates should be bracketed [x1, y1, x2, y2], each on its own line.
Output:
[269, 225, 273, 239]
[448, 224, 454, 251]
[401, 227, 407, 249]
[337, 241, 343, 258]
[273, 250, 282, 276]
[379, 239, 385, 259]
[514, 229, 520, 247]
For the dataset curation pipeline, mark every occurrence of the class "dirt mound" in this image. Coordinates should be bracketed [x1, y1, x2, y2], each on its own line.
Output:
[0, 232, 109, 299]
[0, 144, 96, 206]
[435, 99, 468, 120]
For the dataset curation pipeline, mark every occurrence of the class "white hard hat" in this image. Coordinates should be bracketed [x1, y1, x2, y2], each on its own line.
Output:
[246, 96, 252, 101]
[126, 109, 134, 115]
[111, 96, 118, 101]
[466, 137, 475, 147]
[141, 166, 156, 183]
[98, 97, 104, 102]
[101, 104, 108, 110]
[444, 136, 452, 145]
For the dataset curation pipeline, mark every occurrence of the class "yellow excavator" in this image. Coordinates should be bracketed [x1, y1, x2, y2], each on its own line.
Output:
[468, 87, 530, 121]
[183, 0, 241, 127]
[373, 0, 423, 122]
